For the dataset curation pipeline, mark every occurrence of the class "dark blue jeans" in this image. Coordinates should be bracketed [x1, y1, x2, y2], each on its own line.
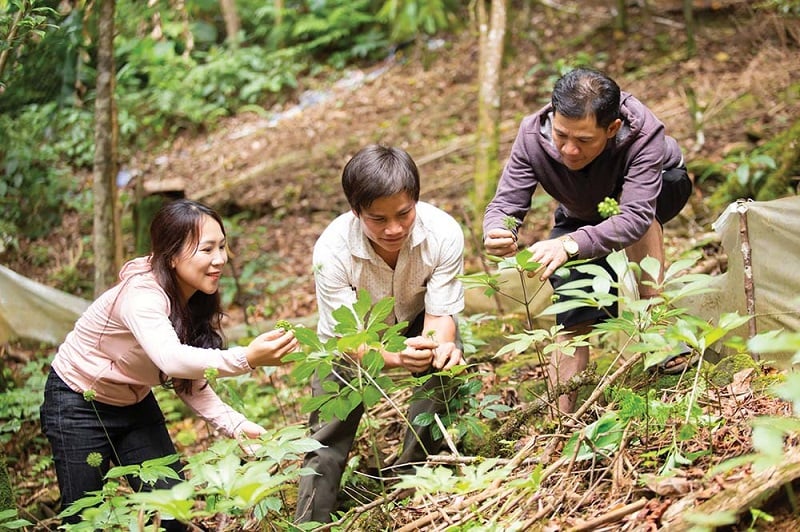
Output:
[40, 369, 186, 530]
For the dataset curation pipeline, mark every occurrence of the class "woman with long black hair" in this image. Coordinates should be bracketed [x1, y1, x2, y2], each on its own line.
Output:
[40, 199, 297, 529]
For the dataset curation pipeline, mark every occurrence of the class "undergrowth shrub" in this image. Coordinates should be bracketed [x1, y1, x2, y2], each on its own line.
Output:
[59, 432, 320, 530]
[284, 289, 507, 446]
[115, 42, 307, 139]
[0, 105, 83, 245]
[0, 357, 51, 447]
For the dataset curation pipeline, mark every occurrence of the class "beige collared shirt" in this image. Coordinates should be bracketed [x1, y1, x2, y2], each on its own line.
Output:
[312, 201, 465, 342]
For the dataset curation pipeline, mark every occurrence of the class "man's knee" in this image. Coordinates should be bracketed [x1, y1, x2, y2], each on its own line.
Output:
[656, 166, 692, 224]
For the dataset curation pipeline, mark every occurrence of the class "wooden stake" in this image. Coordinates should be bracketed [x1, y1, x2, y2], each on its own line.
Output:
[736, 200, 758, 358]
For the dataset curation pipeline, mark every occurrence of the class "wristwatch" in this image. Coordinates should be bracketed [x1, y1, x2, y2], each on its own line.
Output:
[560, 236, 579, 258]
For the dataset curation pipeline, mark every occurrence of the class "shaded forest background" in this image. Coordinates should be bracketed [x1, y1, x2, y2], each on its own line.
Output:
[2, 0, 800, 530]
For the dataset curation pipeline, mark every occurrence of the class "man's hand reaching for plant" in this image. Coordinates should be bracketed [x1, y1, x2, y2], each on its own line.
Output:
[398, 336, 436, 373]
[484, 228, 518, 257]
[431, 341, 464, 370]
[401, 336, 464, 373]
[527, 238, 568, 281]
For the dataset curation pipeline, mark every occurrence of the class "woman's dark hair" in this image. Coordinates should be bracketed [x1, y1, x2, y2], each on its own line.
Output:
[342, 144, 420, 214]
[149, 199, 226, 393]
[551, 68, 621, 129]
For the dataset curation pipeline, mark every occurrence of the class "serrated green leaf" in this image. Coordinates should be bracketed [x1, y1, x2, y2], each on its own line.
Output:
[575, 263, 613, 280]
[106, 464, 141, 479]
[413, 412, 435, 427]
[458, 271, 498, 289]
[606, 250, 631, 280]
[663, 257, 698, 281]
[495, 334, 535, 357]
[302, 393, 334, 414]
[362, 385, 383, 407]
[291, 361, 319, 381]
[362, 349, 385, 374]
[678, 423, 697, 441]
[346, 390, 363, 413]
[540, 299, 594, 315]
[736, 163, 750, 186]
[556, 278, 596, 291]
[321, 380, 340, 393]
[337, 330, 370, 353]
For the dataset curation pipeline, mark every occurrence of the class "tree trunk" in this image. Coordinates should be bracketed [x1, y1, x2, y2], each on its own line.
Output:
[473, 0, 506, 229]
[93, 0, 121, 296]
[220, 0, 241, 46]
[683, 0, 696, 56]
[175, 0, 195, 55]
[615, 0, 627, 33]
[0, 6, 24, 83]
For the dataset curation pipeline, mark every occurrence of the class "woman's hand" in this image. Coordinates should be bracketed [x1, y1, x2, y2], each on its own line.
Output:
[236, 419, 266, 455]
[245, 329, 299, 368]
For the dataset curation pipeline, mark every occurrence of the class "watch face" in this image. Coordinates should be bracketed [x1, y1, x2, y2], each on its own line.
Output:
[563, 238, 579, 255]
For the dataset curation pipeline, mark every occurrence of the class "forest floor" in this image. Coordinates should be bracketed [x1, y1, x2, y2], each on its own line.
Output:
[5, 1, 800, 530]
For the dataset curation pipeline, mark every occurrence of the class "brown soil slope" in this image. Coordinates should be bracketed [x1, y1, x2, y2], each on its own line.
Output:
[121, 2, 800, 322]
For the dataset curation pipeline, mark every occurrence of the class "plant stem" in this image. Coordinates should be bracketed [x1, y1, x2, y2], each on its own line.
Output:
[517, 270, 534, 329]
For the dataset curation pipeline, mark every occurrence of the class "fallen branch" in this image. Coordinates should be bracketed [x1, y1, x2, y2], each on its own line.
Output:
[660, 445, 800, 531]
[394, 487, 510, 532]
[569, 497, 648, 531]
[317, 488, 415, 532]
[567, 352, 644, 429]
[487, 366, 599, 456]
[425, 455, 540, 467]
[540, 352, 643, 465]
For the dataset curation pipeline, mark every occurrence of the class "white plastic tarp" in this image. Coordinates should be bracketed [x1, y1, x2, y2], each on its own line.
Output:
[0, 265, 89, 345]
[682, 196, 800, 368]
[465, 197, 800, 368]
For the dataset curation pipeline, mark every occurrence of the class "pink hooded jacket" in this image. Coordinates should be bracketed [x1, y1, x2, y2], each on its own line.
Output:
[51, 256, 253, 437]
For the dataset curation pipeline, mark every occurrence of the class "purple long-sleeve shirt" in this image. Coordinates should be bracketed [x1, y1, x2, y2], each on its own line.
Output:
[483, 92, 684, 258]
